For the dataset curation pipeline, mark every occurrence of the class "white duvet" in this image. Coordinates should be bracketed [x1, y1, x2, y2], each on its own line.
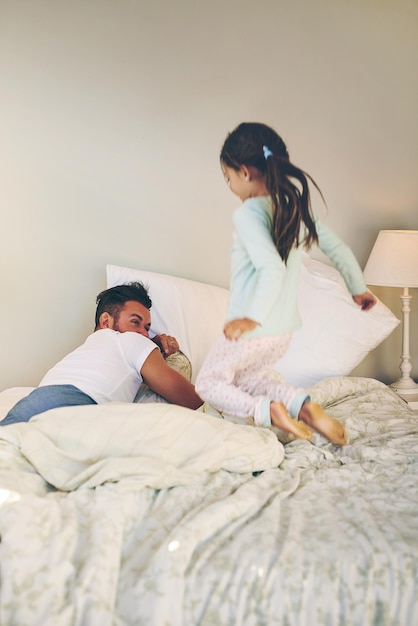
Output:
[0, 402, 283, 491]
[0, 377, 417, 626]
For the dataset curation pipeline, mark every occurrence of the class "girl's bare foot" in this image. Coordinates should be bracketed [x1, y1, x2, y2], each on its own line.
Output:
[270, 402, 313, 440]
[299, 402, 347, 445]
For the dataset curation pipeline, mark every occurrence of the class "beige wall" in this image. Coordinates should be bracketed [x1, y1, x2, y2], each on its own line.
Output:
[0, 0, 417, 390]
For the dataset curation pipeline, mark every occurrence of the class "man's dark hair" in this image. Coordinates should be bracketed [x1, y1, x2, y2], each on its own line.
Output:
[94, 282, 152, 329]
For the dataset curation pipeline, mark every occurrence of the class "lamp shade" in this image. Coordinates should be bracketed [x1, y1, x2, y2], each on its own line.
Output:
[363, 230, 418, 288]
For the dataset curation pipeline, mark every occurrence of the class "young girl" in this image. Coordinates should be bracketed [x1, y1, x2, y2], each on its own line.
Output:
[195, 122, 376, 445]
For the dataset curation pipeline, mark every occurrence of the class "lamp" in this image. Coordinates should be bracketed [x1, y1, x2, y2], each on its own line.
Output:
[363, 230, 418, 403]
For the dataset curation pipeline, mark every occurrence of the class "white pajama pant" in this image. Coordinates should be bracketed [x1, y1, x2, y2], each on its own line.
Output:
[195, 334, 309, 427]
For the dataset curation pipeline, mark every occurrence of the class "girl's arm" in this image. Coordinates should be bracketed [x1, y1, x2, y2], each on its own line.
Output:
[232, 200, 286, 325]
[316, 219, 376, 309]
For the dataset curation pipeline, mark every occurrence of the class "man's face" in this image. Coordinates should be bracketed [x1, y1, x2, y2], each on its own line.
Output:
[112, 300, 151, 337]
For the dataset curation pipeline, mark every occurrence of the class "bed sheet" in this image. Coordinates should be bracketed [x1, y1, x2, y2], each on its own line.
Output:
[0, 377, 417, 626]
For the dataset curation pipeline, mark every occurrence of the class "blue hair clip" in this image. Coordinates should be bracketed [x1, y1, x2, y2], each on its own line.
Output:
[263, 145, 273, 160]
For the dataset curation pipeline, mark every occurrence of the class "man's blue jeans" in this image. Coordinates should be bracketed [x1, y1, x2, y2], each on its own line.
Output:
[1, 385, 97, 425]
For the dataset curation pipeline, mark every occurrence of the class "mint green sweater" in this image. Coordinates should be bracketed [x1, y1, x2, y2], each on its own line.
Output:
[227, 196, 367, 338]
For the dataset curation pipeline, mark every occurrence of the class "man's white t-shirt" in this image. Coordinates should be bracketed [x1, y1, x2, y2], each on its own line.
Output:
[39, 329, 157, 404]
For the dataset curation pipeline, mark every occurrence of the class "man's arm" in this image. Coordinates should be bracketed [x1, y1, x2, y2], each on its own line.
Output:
[140, 349, 203, 410]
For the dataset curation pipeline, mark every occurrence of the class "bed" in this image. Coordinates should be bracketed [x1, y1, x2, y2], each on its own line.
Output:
[0, 257, 417, 626]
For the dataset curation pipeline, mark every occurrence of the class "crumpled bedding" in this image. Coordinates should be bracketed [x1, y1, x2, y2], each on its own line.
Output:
[0, 376, 417, 626]
[0, 401, 283, 491]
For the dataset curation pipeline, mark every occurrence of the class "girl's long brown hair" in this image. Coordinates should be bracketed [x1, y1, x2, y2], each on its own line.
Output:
[220, 122, 322, 263]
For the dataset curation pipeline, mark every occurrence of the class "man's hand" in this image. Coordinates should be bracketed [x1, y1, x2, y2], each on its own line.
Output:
[352, 291, 377, 311]
[224, 318, 259, 340]
[151, 334, 179, 357]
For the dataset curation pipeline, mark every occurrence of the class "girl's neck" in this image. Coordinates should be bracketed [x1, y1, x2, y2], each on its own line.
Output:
[244, 168, 269, 199]
[247, 179, 269, 198]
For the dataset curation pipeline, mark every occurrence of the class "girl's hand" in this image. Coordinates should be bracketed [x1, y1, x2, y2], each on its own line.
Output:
[224, 318, 258, 340]
[352, 291, 377, 311]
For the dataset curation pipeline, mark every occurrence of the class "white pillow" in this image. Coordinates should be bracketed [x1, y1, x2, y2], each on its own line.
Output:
[273, 254, 400, 387]
[107, 257, 399, 388]
[107, 265, 228, 383]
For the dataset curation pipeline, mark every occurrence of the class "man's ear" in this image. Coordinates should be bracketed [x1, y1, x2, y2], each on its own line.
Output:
[98, 312, 114, 329]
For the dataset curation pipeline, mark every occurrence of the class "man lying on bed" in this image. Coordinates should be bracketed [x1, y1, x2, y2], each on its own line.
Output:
[2, 282, 203, 425]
